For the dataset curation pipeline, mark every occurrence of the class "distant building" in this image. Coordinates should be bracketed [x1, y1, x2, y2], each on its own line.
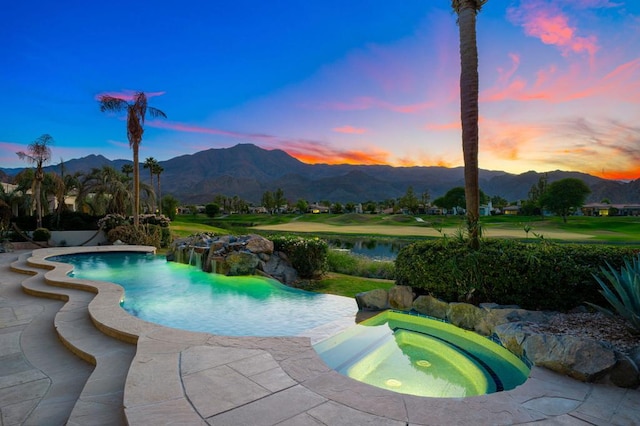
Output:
[502, 205, 520, 215]
[581, 203, 640, 217]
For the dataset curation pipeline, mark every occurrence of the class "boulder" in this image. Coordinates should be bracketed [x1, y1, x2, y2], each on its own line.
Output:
[493, 322, 529, 357]
[261, 252, 298, 285]
[447, 302, 483, 331]
[388, 286, 414, 311]
[475, 308, 552, 336]
[355, 289, 389, 311]
[245, 234, 274, 254]
[412, 295, 448, 320]
[225, 251, 260, 276]
[523, 334, 616, 382]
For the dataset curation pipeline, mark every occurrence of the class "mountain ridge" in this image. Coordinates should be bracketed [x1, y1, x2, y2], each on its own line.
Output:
[2, 143, 639, 204]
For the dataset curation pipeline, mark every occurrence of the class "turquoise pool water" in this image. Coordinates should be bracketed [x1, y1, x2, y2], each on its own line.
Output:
[50, 252, 356, 337]
[314, 311, 530, 397]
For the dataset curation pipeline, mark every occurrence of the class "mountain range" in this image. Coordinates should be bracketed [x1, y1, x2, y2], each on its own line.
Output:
[2, 143, 639, 205]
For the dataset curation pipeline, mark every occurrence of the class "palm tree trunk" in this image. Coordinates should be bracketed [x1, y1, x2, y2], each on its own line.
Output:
[133, 145, 140, 227]
[458, 1, 480, 249]
[157, 173, 161, 214]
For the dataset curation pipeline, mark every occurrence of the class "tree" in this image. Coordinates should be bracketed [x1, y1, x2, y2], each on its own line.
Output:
[452, 0, 486, 249]
[143, 157, 159, 212]
[540, 178, 591, 223]
[490, 195, 508, 210]
[295, 199, 308, 213]
[99, 92, 167, 227]
[434, 187, 467, 212]
[261, 191, 274, 213]
[153, 163, 164, 214]
[526, 173, 548, 217]
[274, 188, 286, 213]
[121, 163, 134, 178]
[333, 202, 344, 214]
[205, 203, 220, 217]
[161, 195, 179, 220]
[16, 134, 53, 228]
[400, 186, 419, 214]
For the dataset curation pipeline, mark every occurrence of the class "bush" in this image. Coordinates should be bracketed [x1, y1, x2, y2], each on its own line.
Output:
[271, 235, 328, 278]
[327, 250, 395, 280]
[98, 213, 130, 233]
[32, 228, 51, 242]
[395, 239, 639, 311]
[44, 212, 100, 230]
[107, 224, 162, 248]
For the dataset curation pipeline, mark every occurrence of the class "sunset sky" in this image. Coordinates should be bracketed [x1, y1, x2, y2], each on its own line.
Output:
[1, 1, 639, 180]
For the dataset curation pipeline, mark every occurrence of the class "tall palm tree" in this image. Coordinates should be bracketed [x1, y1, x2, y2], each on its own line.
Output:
[121, 163, 134, 178]
[143, 157, 158, 212]
[16, 134, 53, 228]
[452, 0, 486, 249]
[152, 163, 164, 214]
[98, 92, 166, 227]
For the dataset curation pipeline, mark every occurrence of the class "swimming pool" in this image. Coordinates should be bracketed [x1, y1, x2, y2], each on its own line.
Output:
[50, 252, 357, 337]
[314, 311, 530, 397]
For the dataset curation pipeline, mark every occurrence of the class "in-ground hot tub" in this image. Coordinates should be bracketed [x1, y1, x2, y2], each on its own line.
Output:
[314, 310, 530, 398]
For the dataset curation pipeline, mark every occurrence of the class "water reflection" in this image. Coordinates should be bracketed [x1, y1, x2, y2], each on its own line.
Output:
[327, 238, 409, 260]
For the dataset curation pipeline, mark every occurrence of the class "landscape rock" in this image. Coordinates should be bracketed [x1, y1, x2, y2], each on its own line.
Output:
[412, 295, 448, 320]
[447, 302, 483, 331]
[475, 308, 552, 336]
[245, 234, 274, 254]
[355, 289, 389, 311]
[261, 252, 299, 285]
[523, 334, 616, 382]
[387, 286, 414, 311]
[225, 251, 260, 276]
[167, 234, 298, 285]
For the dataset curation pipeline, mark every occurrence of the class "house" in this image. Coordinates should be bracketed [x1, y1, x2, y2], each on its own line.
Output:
[502, 205, 520, 215]
[582, 203, 640, 217]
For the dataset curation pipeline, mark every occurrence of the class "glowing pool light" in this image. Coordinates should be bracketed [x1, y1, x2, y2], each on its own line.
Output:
[314, 311, 530, 398]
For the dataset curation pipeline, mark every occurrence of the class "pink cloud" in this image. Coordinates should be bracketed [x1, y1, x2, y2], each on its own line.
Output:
[507, 2, 598, 58]
[333, 125, 367, 135]
[94, 90, 166, 101]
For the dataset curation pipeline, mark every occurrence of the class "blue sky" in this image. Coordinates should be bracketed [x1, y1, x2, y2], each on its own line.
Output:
[2, 0, 639, 180]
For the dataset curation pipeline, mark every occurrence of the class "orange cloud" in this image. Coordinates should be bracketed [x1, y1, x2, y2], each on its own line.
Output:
[94, 90, 166, 101]
[280, 140, 391, 165]
[333, 125, 367, 135]
[481, 118, 548, 162]
[507, 2, 598, 58]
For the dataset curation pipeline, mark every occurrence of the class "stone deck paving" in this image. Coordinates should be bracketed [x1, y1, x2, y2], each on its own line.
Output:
[1, 246, 639, 425]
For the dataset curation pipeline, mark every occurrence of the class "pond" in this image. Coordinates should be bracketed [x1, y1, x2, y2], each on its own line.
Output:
[326, 238, 410, 260]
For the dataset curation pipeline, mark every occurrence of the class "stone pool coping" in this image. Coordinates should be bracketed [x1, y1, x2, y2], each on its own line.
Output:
[17, 245, 640, 425]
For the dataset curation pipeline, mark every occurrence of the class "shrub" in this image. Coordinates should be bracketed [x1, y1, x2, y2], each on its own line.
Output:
[107, 224, 162, 248]
[271, 235, 328, 278]
[587, 253, 640, 333]
[395, 239, 638, 311]
[327, 250, 395, 280]
[98, 213, 130, 233]
[32, 228, 51, 242]
[44, 212, 100, 230]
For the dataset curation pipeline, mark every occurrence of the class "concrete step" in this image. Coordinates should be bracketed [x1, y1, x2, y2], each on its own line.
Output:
[8, 253, 136, 425]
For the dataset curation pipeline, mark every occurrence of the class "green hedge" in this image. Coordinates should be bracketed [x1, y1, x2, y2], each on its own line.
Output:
[395, 239, 639, 311]
[270, 235, 328, 278]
